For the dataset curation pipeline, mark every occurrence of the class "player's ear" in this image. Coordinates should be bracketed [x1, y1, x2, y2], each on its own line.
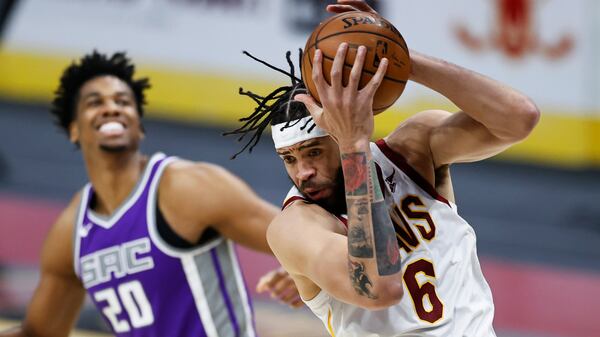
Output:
[69, 121, 80, 144]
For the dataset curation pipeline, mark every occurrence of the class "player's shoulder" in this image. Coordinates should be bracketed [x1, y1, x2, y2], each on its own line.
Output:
[54, 190, 84, 233]
[385, 109, 451, 147]
[41, 190, 85, 277]
[161, 159, 234, 190]
[382, 109, 451, 176]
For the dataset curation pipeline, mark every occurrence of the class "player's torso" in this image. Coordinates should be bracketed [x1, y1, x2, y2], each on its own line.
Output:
[291, 141, 496, 337]
[73, 153, 256, 337]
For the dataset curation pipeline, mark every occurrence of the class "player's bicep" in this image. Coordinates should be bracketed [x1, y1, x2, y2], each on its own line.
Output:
[429, 111, 513, 166]
[209, 166, 277, 253]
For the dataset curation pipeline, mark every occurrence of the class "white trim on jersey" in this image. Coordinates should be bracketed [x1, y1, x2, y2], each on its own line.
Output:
[226, 240, 257, 337]
[145, 156, 224, 258]
[182, 255, 219, 337]
[73, 184, 91, 277]
[87, 153, 166, 229]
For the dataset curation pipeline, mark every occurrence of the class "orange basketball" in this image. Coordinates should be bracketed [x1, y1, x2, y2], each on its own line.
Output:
[301, 11, 410, 114]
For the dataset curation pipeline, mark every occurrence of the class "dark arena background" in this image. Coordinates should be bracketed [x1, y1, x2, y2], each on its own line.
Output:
[0, 1, 599, 336]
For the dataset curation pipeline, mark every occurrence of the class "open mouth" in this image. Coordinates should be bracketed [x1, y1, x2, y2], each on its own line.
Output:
[304, 188, 328, 200]
[97, 121, 126, 135]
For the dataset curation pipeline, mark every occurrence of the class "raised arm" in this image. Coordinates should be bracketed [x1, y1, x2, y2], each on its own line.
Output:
[294, 43, 403, 308]
[399, 51, 540, 167]
[1, 195, 86, 337]
[328, 0, 540, 168]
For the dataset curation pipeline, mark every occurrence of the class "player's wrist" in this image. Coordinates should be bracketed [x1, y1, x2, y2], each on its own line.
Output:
[338, 138, 371, 153]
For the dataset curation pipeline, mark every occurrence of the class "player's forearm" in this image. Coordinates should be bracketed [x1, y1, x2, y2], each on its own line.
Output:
[340, 142, 402, 303]
[409, 51, 539, 140]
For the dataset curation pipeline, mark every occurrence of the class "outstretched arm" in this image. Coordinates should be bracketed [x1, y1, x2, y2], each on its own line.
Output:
[159, 161, 278, 254]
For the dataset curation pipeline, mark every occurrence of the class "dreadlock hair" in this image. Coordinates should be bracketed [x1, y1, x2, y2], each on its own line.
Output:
[224, 49, 318, 159]
[51, 50, 151, 135]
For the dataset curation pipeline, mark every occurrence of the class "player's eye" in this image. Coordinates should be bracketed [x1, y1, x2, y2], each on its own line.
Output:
[308, 149, 321, 157]
[87, 99, 102, 107]
[116, 98, 131, 106]
[282, 156, 296, 164]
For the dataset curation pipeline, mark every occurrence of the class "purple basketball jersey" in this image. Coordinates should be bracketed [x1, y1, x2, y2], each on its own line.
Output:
[73, 153, 256, 337]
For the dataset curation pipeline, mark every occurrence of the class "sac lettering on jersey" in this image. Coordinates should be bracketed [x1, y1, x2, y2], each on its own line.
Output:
[81, 238, 154, 288]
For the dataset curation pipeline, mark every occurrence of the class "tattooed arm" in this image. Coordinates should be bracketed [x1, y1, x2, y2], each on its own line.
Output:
[341, 143, 403, 302]
[267, 197, 403, 310]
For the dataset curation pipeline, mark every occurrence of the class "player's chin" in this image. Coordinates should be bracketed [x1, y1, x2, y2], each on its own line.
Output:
[98, 140, 134, 153]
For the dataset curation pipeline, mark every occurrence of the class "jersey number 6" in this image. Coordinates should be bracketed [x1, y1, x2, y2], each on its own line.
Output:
[403, 259, 444, 323]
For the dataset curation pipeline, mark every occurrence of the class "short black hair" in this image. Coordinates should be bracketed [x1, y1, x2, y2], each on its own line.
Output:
[51, 50, 151, 134]
[224, 50, 316, 158]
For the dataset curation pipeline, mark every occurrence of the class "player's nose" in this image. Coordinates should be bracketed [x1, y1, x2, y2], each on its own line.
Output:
[296, 161, 316, 182]
[101, 100, 122, 116]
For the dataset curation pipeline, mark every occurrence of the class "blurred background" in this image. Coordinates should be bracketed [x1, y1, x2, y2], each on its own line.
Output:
[0, 0, 599, 336]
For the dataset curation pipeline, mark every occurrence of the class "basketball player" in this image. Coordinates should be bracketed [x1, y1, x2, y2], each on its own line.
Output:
[1, 51, 300, 337]
[226, 1, 540, 335]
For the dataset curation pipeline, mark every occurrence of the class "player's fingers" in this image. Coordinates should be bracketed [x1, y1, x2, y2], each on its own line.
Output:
[348, 45, 367, 91]
[312, 49, 328, 95]
[330, 42, 349, 91]
[289, 297, 305, 308]
[268, 277, 297, 298]
[326, 4, 358, 14]
[328, 1, 378, 14]
[256, 272, 276, 293]
[278, 287, 301, 302]
[294, 94, 324, 125]
[363, 58, 388, 96]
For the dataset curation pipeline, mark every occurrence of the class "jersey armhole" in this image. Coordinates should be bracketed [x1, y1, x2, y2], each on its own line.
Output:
[375, 139, 450, 206]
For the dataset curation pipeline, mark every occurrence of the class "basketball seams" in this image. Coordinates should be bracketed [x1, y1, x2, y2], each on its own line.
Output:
[309, 30, 409, 56]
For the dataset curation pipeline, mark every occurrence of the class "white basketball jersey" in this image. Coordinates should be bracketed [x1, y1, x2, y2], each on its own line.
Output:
[283, 140, 497, 337]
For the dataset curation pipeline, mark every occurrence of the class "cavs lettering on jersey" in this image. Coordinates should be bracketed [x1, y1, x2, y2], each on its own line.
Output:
[283, 140, 497, 337]
[73, 153, 256, 337]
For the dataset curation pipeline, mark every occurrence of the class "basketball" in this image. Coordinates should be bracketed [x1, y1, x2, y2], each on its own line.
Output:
[301, 11, 411, 114]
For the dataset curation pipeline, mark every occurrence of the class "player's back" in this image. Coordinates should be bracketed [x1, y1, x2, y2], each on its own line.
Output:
[73, 153, 256, 337]
[286, 140, 496, 337]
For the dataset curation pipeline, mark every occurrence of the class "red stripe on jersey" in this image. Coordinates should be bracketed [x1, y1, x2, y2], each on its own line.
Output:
[282, 196, 307, 210]
[336, 215, 348, 228]
[375, 139, 450, 206]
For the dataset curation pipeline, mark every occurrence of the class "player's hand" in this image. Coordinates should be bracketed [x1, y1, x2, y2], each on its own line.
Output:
[256, 267, 303, 308]
[327, 0, 378, 15]
[294, 43, 388, 148]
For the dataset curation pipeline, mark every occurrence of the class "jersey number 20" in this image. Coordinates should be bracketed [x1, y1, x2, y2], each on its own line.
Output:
[93, 280, 154, 333]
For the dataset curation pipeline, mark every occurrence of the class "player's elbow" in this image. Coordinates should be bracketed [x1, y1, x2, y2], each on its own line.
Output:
[364, 281, 404, 310]
[507, 97, 540, 141]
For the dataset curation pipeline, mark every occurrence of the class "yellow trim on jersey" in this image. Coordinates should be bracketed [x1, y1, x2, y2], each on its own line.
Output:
[402, 258, 445, 324]
[327, 308, 336, 337]
[1, 49, 599, 167]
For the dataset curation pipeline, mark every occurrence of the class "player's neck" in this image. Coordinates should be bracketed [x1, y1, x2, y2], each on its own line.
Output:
[84, 150, 148, 216]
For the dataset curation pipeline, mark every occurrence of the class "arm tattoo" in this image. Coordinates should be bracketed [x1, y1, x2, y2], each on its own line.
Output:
[343, 152, 374, 258]
[341, 152, 368, 196]
[348, 260, 378, 299]
[347, 199, 373, 258]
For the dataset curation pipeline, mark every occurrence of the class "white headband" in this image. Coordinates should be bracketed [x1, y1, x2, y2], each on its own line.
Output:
[271, 116, 329, 149]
